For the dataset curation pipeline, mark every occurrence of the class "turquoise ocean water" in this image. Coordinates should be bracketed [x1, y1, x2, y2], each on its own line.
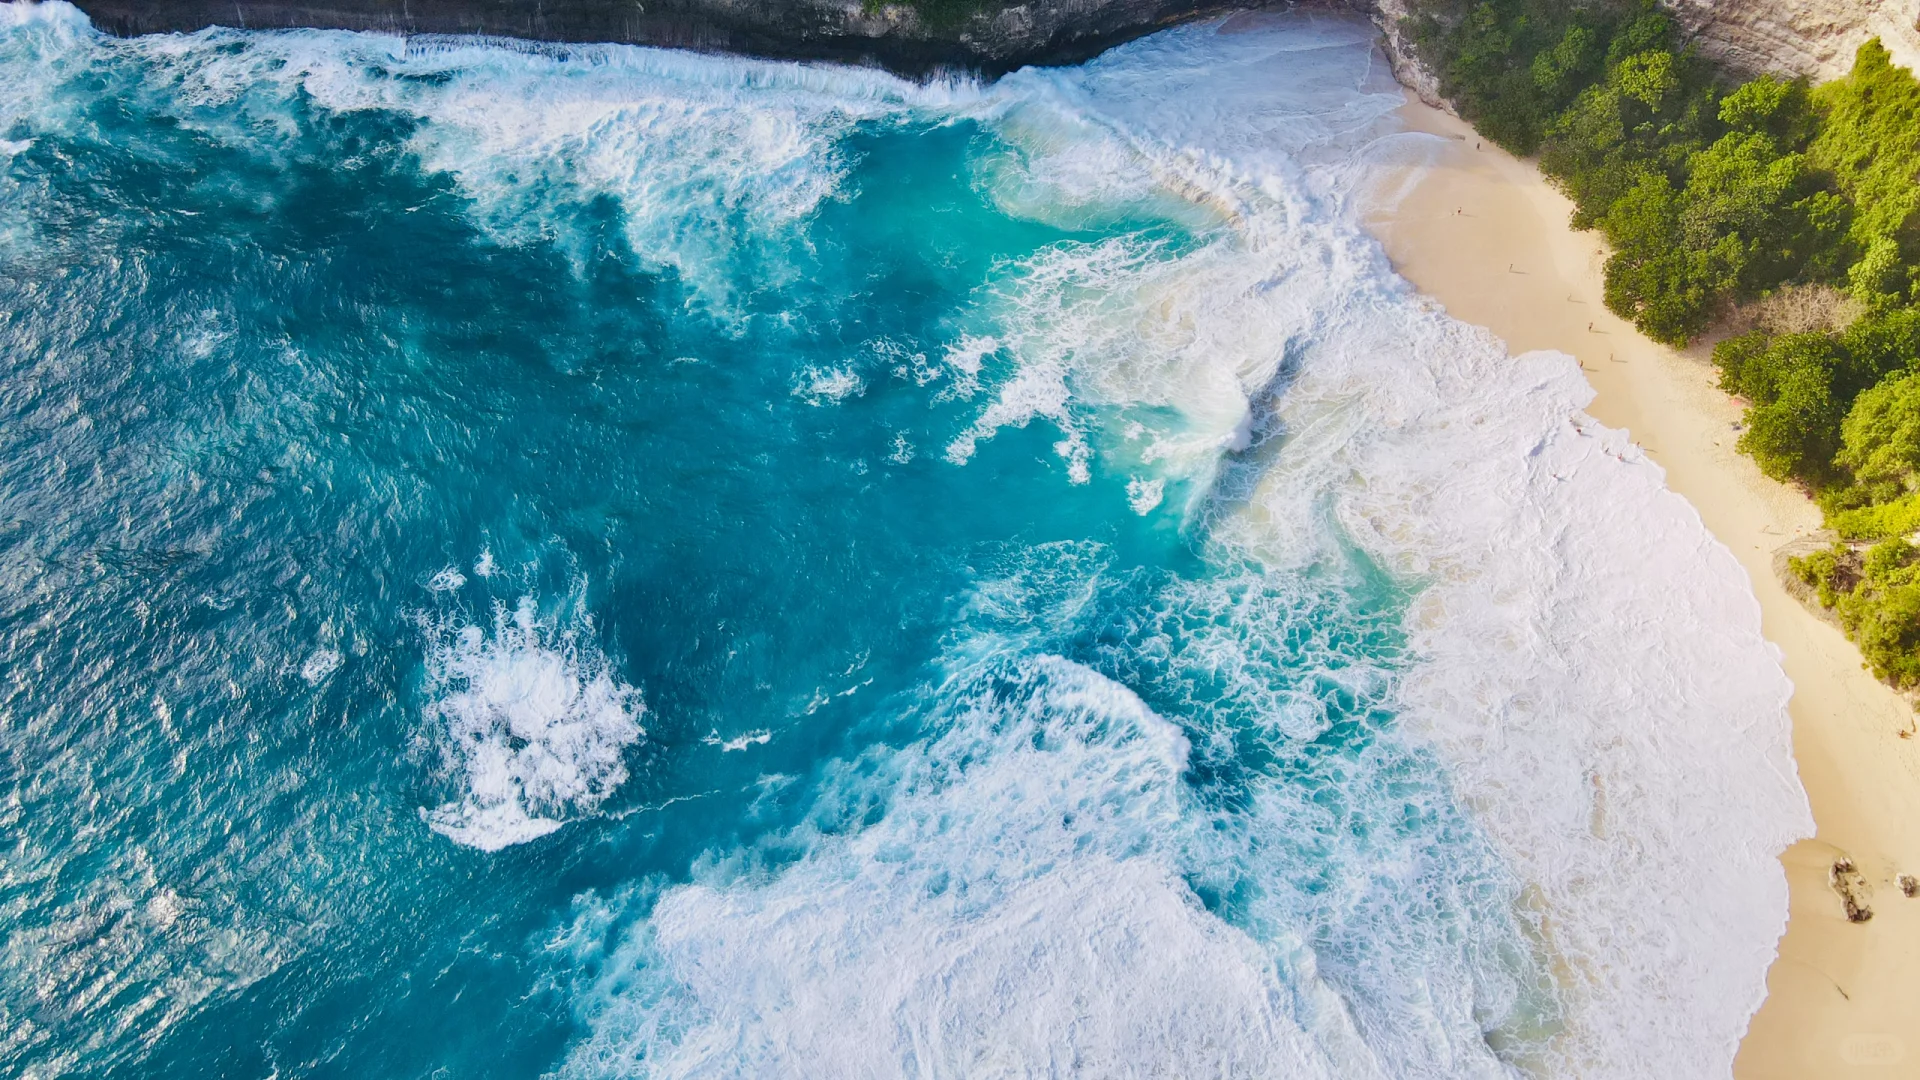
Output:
[0, 5, 1814, 1077]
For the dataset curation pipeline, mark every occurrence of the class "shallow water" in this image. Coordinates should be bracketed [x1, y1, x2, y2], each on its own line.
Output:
[0, 5, 1810, 1078]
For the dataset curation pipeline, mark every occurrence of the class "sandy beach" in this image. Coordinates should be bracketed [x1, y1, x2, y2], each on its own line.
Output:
[1365, 100, 1920, 1076]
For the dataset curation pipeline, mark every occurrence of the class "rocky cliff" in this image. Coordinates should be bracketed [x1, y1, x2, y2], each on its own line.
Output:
[62, 0, 1239, 75]
[1362, 0, 1920, 108]
[45, 0, 1920, 81]
[1662, 0, 1920, 80]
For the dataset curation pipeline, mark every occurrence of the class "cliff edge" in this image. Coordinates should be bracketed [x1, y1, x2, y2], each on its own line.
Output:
[58, 0, 1246, 75]
[44, 0, 1919, 98]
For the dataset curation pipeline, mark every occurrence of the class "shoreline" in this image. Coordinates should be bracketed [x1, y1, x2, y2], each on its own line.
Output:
[1365, 99, 1920, 1077]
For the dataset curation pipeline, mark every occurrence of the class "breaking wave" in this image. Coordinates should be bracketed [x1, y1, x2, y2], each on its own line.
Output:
[419, 589, 645, 851]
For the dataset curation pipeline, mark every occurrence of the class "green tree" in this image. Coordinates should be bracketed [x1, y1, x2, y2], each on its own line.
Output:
[1839, 372, 1920, 489]
[1812, 42, 1920, 241]
[1597, 126, 1840, 340]
[1680, 131, 1839, 295]
[1717, 75, 1814, 142]
[1713, 330, 1774, 397]
[1539, 85, 1637, 226]
[1840, 306, 1920, 377]
[1712, 332, 1849, 480]
[1603, 5, 1675, 67]
[1849, 235, 1909, 301]
[1839, 540, 1920, 685]
[1848, 580, 1920, 685]
[1600, 170, 1718, 342]
[1531, 25, 1599, 99]
[1408, 0, 1680, 154]
[1740, 361, 1844, 481]
[1810, 39, 1920, 300]
[1615, 50, 1679, 109]
[1716, 332, 1850, 405]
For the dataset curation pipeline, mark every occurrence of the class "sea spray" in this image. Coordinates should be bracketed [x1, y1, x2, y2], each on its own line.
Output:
[418, 590, 645, 851]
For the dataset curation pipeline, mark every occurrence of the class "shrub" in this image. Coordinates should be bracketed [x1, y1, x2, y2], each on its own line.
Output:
[1838, 540, 1920, 685]
[1791, 539, 1920, 685]
[1849, 581, 1920, 686]
[1789, 543, 1855, 605]
[1830, 492, 1920, 540]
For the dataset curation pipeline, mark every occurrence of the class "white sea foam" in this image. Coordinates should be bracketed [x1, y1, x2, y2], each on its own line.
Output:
[419, 594, 645, 851]
[554, 653, 1379, 1080]
[536, 10, 1809, 1076]
[1, 2, 986, 317]
[940, 13, 1812, 1077]
[790, 363, 864, 405]
[701, 729, 771, 752]
[299, 648, 342, 684]
[1127, 475, 1166, 514]
[937, 333, 998, 400]
[887, 431, 914, 464]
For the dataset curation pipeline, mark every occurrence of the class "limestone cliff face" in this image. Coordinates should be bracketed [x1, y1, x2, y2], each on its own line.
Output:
[1661, 0, 1920, 79]
[1360, 0, 1443, 105]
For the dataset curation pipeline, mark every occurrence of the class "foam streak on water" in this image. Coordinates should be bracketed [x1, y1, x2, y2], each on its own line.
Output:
[0, 4, 1809, 1078]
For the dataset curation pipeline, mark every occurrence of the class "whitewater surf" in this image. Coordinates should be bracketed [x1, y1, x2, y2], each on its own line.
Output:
[0, 4, 1808, 1077]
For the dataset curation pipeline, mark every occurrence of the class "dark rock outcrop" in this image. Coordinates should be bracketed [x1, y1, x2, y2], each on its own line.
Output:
[46, 0, 1920, 87]
[62, 0, 1255, 75]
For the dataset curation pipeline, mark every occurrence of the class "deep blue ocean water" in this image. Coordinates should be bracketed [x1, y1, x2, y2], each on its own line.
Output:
[0, 6, 1815, 1079]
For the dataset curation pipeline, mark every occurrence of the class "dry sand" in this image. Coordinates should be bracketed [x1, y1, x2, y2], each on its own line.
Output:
[1363, 100, 1920, 1077]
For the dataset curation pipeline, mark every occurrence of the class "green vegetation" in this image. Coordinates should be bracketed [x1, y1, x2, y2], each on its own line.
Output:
[1404, 1, 1920, 690]
[1809, 41, 1920, 301]
[1408, 0, 1858, 344]
[1791, 540, 1920, 685]
[861, 0, 1002, 31]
